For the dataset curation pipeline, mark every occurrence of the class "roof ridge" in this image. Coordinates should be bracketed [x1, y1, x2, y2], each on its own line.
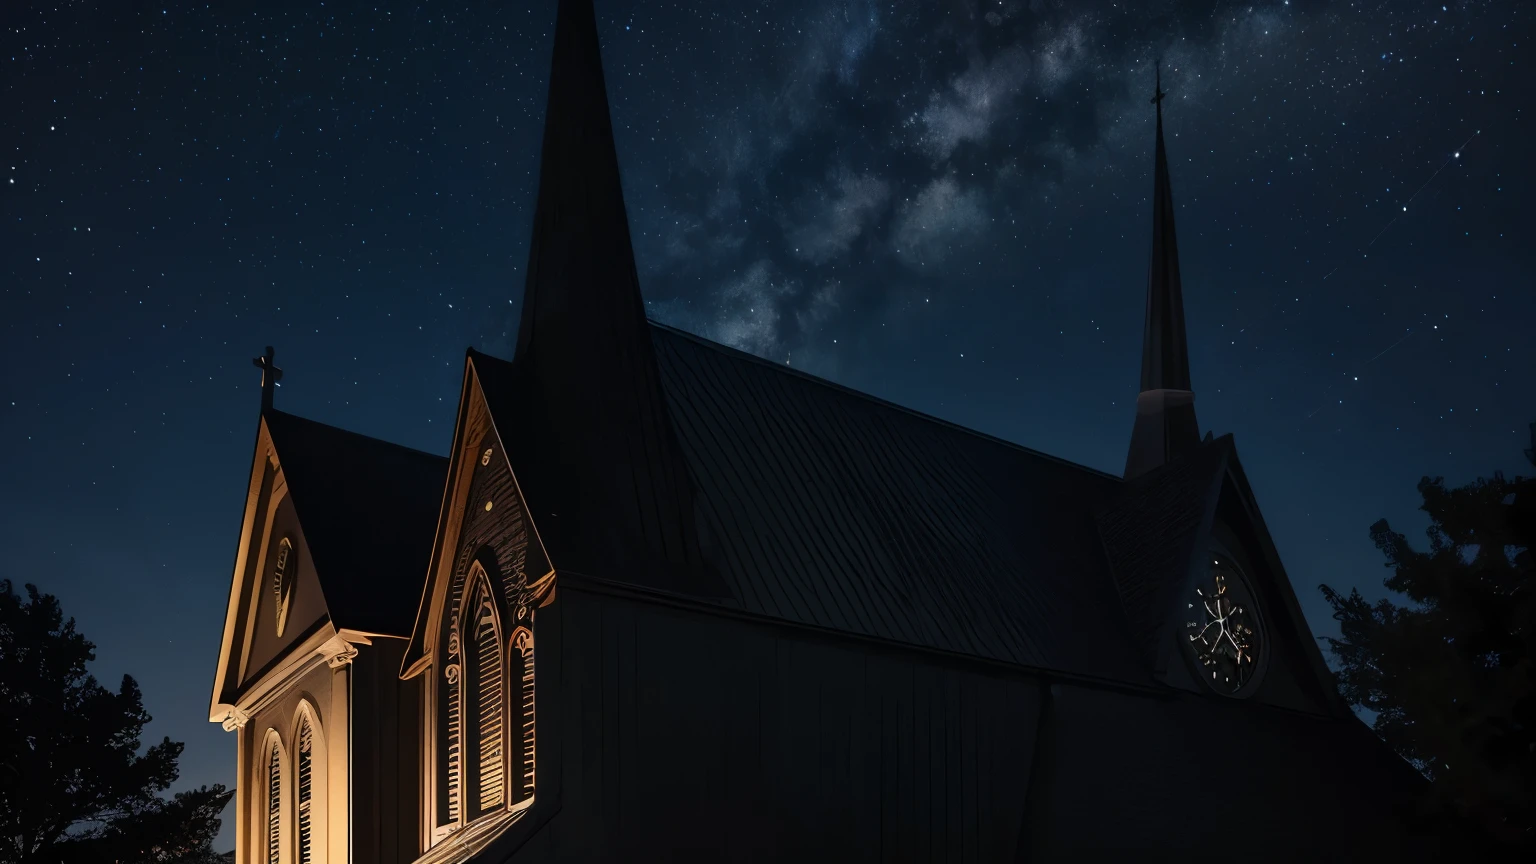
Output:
[266, 408, 447, 463]
[645, 320, 1122, 483]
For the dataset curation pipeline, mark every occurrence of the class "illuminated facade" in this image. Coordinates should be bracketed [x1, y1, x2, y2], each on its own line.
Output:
[209, 1, 1449, 861]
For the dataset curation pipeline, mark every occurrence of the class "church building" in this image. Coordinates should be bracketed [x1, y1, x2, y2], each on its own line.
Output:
[209, 1, 1448, 860]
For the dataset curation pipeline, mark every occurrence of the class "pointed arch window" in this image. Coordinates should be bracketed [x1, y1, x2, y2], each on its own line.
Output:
[513, 625, 535, 794]
[265, 739, 283, 864]
[295, 716, 315, 864]
[434, 551, 543, 843]
[466, 574, 506, 817]
[272, 537, 296, 637]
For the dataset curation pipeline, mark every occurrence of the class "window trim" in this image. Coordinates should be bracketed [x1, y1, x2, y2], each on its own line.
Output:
[272, 536, 297, 638]
[428, 553, 542, 851]
[467, 574, 507, 819]
[290, 700, 325, 864]
[259, 731, 288, 864]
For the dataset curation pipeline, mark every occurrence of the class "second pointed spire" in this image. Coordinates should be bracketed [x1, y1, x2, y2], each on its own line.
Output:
[1125, 64, 1200, 480]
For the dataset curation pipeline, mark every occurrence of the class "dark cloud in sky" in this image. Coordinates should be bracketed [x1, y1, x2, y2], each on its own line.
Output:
[622, 0, 1380, 365]
[3, 0, 1531, 847]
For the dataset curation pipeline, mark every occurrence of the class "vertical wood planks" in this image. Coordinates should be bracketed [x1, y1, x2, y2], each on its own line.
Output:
[540, 590, 1044, 863]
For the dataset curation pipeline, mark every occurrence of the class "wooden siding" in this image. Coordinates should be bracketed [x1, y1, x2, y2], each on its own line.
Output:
[511, 587, 1044, 863]
[351, 639, 422, 864]
[1026, 685, 1447, 860]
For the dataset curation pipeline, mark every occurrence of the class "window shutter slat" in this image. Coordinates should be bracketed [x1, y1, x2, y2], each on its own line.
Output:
[518, 629, 535, 797]
[476, 597, 504, 812]
[446, 657, 461, 823]
[267, 745, 281, 864]
[296, 720, 314, 864]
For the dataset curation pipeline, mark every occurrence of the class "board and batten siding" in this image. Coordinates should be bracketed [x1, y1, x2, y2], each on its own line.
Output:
[349, 638, 422, 864]
[512, 585, 1045, 863]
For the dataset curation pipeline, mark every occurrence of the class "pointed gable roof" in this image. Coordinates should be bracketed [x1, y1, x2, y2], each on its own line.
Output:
[1098, 434, 1351, 712]
[263, 410, 447, 635]
[508, 0, 716, 595]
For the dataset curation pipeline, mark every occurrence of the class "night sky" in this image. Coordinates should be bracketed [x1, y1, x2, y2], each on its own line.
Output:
[3, 0, 1532, 841]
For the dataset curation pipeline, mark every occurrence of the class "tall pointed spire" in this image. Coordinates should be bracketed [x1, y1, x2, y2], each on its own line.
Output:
[1124, 63, 1200, 480]
[516, 0, 643, 360]
[507, 0, 717, 594]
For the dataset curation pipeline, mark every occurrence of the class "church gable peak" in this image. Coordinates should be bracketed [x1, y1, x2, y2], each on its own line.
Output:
[209, 419, 337, 722]
[209, 392, 446, 725]
[399, 354, 560, 854]
[1196, 456, 1352, 715]
[1099, 436, 1349, 716]
[402, 353, 555, 682]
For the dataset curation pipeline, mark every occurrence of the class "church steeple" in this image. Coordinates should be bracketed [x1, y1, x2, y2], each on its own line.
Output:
[516, 0, 644, 361]
[1124, 64, 1200, 480]
[507, 0, 716, 593]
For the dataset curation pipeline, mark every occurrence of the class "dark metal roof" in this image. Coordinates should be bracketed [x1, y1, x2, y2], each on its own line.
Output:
[264, 410, 447, 636]
[477, 325, 1153, 681]
[477, 325, 1148, 682]
[649, 325, 1150, 683]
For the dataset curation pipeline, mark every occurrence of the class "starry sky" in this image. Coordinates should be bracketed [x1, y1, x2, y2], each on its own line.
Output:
[3, 0, 1532, 842]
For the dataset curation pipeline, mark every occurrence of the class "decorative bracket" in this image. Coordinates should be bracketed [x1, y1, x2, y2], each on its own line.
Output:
[218, 706, 251, 732]
[318, 629, 373, 669]
[326, 645, 360, 669]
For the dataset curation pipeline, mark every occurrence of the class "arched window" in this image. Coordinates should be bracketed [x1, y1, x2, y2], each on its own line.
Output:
[442, 642, 462, 825]
[434, 553, 543, 842]
[264, 737, 283, 864]
[467, 574, 505, 817]
[272, 536, 296, 637]
[295, 716, 315, 864]
[512, 625, 535, 795]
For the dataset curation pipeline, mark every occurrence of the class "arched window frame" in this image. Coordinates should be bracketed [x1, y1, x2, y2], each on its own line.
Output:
[432, 552, 542, 844]
[290, 700, 327, 864]
[464, 570, 507, 820]
[257, 731, 288, 864]
[272, 536, 297, 637]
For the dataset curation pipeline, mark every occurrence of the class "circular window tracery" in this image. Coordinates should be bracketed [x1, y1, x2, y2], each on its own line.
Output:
[1182, 550, 1266, 697]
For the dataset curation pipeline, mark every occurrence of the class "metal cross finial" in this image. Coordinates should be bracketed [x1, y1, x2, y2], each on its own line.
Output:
[252, 345, 283, 413]
[1151, 61, 1167, 108]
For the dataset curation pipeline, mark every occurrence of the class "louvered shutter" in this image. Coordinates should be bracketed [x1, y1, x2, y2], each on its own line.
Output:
[296, 720, 313, 864]
[267, 745, 282, 864]
[475, 595, 505, 812]
[445, 654, 462, 824]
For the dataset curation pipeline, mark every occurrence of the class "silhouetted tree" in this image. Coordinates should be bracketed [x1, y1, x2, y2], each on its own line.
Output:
[1321, 423, 1536, 849]
[0, 581, 231, 864]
